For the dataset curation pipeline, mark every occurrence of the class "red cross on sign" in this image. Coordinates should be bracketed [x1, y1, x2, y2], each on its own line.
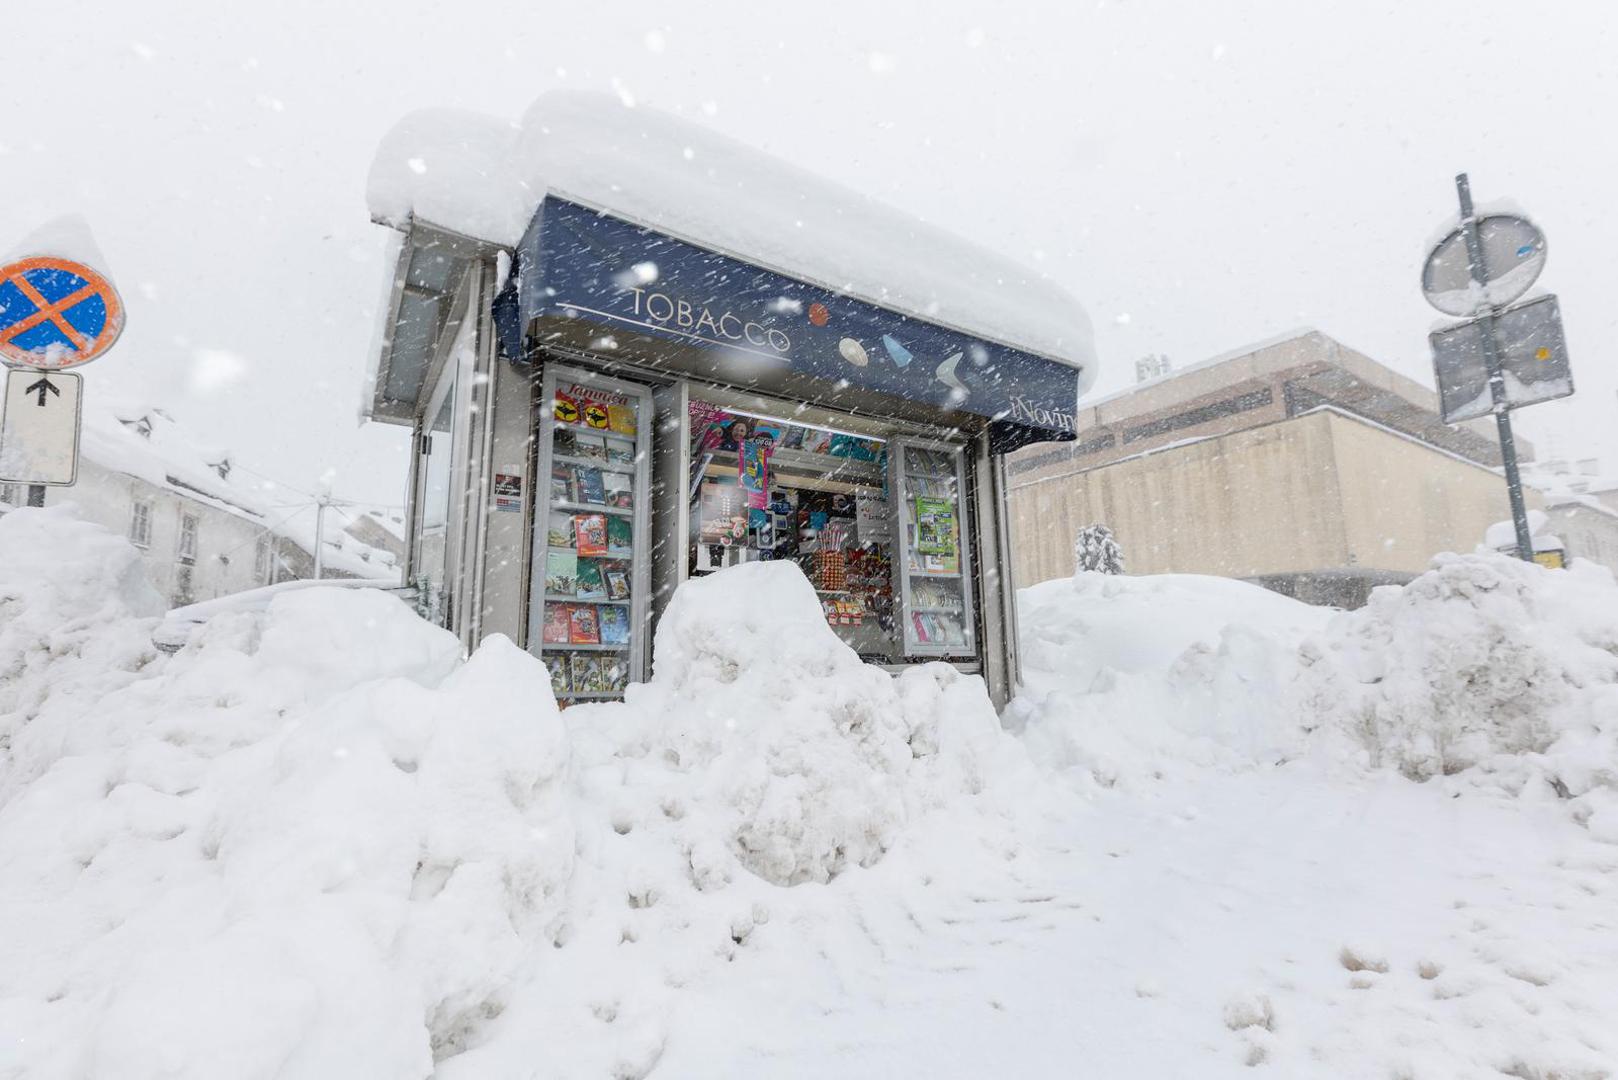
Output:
[0, 256, 125, 369]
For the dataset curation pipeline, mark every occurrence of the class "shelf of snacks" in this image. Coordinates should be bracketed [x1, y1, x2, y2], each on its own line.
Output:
[891, 441, 976, 657]
[530, 368, 653, 705]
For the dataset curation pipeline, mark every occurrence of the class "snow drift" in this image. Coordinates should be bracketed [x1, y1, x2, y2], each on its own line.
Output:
[1016, 555, 1618, 840]
[0, 509, 1031, 1078]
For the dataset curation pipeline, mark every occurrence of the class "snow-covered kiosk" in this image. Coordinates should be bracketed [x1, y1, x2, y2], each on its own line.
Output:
[365, 91, 1096, 707]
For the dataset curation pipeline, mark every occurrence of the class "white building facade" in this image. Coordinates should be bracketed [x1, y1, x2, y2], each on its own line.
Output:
[0, 401, 396, 607]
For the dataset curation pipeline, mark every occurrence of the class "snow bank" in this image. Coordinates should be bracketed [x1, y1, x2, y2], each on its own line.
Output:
[1302, 555, 1618, 798]
[1, 513, 1039, 1078]
[369, 90, 1097, 385]
[0, 510, 572, 1077]
[1010, 571, 1332, 787]
[600, 560, 1019, 887]
[1016, 556, 1618, 840]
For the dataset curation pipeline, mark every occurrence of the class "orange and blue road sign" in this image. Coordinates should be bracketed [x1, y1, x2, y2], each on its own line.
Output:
[0, 256, 125, 369]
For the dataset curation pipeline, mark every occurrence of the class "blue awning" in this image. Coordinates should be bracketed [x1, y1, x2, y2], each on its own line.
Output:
[495, 197, 1083, 450]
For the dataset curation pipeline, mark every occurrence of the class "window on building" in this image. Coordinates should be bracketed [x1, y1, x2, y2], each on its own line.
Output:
[178, 513, 199, 563]
[255, 534, 272, 583]
[174, 564, 195, 607]
[130, 501, 153, 547]
[0, 484, 17, 506]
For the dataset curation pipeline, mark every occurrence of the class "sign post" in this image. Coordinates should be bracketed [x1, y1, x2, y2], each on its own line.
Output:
[0, 253, 125, 502]
[1421, 175, 1573, 564]
[1457, 175, 1534, 562]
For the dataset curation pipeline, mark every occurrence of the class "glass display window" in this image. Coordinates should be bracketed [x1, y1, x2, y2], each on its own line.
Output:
[528, 366, 654, 704]
[685, 397, 902, 662]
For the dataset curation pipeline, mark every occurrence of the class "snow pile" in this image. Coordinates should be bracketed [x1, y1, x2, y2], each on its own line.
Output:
[369, 90, 1097, 383]
[1016, 555, 1618, 841]
[1011, 571, 1332, 787]
[603, 560, 1017, 887]
[1301, 554, 1618, 829]
[1, 512, 1041, 1078]
[0, 509, 573, 1077]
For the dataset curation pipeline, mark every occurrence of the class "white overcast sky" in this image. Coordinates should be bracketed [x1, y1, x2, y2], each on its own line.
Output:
[4, 1, 1615, 506]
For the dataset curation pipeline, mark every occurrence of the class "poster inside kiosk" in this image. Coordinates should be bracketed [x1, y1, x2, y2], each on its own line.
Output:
[0, 369, 83, 486]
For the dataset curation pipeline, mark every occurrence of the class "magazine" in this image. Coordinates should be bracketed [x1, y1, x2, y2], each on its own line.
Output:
[914, 496, 957, 557]
[606, 442, 635, 466]
[553, 429, 578, 458]
[600, 656, 627, 693]
[550, 464, 575, 503]
[604, 564, 630, 601]
[575, 559, 606, 601]
[569, 605, 600, 644]
[573, 513, 608, 556]
[603, 472, 634, 510]
[574, 434, 608, 462]
[570, 653, 603, 693]
[799, 428, 832, 454]
[543, 654, 570, 695]
[607, 403, 637, 436]
[698, 476, 747, 545]
[547, 511, 575, 549]
[577, 467, 606, 505]
[544, 550, 578, 596]
[540, 604, 572, 645]
[606, 516, 633, 555]
[599, 604, 630, 646]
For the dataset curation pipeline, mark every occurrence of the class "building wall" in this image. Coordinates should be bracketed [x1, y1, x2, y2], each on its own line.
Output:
[33, 461, 274, 605]
[1327, 411, 1536, 574]
[1007, 411, 1349, 586]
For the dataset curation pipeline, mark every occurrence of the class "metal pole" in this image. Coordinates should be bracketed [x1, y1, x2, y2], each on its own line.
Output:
[1456, 173, 1535, 563]
[313, 495, 327, 580]
[25, 484, 44, 507]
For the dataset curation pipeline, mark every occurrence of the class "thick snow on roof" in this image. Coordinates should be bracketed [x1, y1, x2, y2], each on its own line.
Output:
[368, 91, 1097, 387]
[77, 399, 396, 579]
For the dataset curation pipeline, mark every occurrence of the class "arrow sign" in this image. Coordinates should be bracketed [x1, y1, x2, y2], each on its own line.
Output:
[0, 369, 82, 485]
[25, 376, 61, 406]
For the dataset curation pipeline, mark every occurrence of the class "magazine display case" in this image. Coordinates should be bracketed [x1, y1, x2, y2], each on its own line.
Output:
[890, 439, 976, 658]
[527, 365, 654, 703]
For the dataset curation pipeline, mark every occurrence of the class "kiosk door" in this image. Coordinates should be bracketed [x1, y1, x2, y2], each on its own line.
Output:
[889, 438, 977, 658]
[528, 364, 655, 703]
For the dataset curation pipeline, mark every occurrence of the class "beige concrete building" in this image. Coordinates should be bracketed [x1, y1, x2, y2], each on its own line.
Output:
[1004, 330, 1618, 606]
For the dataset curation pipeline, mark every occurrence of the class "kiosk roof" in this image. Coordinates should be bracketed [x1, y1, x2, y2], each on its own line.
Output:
[368, 90, 1097, 390]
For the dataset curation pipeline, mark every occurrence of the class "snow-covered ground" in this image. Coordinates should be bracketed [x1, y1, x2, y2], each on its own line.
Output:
[2, 505, 1615, 1078]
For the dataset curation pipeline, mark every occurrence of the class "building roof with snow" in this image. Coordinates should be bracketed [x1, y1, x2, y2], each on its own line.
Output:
[1009, 329, 1521, 482]
[78, 399, 397, 579]
[366, 90, 1097, 384]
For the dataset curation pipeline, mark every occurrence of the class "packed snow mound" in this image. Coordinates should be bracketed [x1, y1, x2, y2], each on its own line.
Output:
[1011, 571, 1332, 787]
[1303, 554, 1618, 795]
[1019, 570, 1331, 686]
[613, 559, 1015, 886]
[1016, 556, 1618, 840]
[0, 505, 163, 638]
[1, 516, 1042, 1078]
[0, 510, 574, 1077]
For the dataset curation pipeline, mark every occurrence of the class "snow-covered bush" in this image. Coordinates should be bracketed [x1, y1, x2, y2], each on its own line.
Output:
[1073, 523, 1124, 575]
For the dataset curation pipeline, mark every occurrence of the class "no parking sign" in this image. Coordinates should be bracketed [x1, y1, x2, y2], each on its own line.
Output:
[0, 256, 124, 369]
[0, 253, 123, 490]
